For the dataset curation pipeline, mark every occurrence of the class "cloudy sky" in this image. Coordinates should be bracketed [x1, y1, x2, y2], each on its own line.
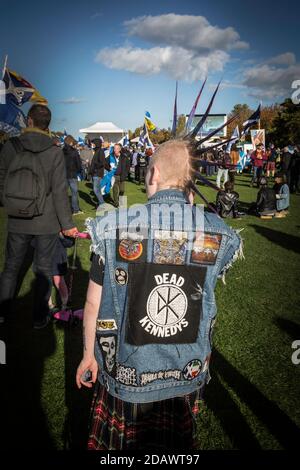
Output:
[0, 0, 299, 135]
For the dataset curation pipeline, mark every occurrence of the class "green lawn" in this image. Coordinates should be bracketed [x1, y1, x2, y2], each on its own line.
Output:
[0, 174, 300, 450]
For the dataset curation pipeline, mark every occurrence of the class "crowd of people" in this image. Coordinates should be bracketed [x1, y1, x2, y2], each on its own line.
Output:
[0, 103, 297, 451]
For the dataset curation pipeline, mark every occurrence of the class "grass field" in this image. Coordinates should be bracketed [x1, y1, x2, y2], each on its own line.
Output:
[0, 173, 300, 450]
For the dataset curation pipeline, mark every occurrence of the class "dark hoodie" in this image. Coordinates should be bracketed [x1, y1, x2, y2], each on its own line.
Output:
[0, 129, 74, 234]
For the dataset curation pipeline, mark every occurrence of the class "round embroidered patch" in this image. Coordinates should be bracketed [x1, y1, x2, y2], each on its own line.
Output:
[182, 359, 202, 380]
[118, 239, 143, 261]
[115, 267, 128, 285]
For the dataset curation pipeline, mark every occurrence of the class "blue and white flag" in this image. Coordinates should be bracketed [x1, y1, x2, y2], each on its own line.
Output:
[119, 133, 129, 146]
[138, 123, 154, 149]
[226, 125, 240, 153]
[241, 104, 261, 136]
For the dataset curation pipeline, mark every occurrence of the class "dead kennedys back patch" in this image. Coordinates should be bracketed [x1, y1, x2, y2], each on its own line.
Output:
[126, 263, 207, 345]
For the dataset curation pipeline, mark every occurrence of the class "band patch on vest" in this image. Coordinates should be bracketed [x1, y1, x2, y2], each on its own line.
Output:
[96, 319, 117, 331]
[153, 230, 188, 264]
[126, 264, 206, 345]
[182, 359, 202, 380]
[191, 233, 222, 265]
[116, 229, 147, 263]
[97, 334, 117, 377]
[115, 267, 128, 285]
[140, 369, 182, 386]
[116, 364, 138, 386]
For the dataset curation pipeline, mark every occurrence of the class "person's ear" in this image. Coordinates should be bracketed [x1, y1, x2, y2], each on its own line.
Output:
[149, 164, 160, 186]
[27, 116, 34, 127]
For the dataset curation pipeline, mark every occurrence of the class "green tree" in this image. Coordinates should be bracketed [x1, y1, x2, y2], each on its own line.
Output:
[227, 104, 253, 140]
[175, 114, 186, 137]
[268, 99, 300, 147]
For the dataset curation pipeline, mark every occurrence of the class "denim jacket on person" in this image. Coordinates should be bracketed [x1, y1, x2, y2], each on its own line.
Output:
[86, 189, 243, 404]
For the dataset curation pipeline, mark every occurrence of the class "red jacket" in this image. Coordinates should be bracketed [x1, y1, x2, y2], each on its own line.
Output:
[251, 150, 267, 168]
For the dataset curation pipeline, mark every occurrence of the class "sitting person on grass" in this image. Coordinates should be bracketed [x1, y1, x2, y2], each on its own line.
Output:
[255, 177, 276, 219]
[273, 173, 290, 218]
[216, 181, 240, 219]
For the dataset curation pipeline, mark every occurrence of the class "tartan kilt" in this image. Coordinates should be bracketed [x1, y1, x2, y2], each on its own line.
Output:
[87, 382, 202, 451]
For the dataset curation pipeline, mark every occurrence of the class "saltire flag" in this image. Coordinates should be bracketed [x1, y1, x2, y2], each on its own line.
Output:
[241, 104, 261, 136]
[119, 133, 129, 146]
[100, 151, 117, 195]
[77, 136, 85, 146]
[226, 125, 240, 153]
[188, 81, 221, 139]
[138, 123, 154, 148]
[144, 111, 157, 133]
[171, 81, 178, 136]
[2, 68, 47, 106]
[185, 78, 207, 133]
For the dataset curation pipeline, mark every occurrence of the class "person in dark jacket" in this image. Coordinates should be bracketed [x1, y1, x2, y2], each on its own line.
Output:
[111, 144, 129, 207]
[136, 150, 148, 184]
[255, 176, 276, 218]
[89, 139, 108, 206]
[281, 146, 293, 189]
[0, 104, 78, 328]
[216, 181, 240, 218]
[63, 135, 83, 215]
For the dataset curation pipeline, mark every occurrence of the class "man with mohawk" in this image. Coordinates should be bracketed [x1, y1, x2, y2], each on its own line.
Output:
[76, 139, 242, 450]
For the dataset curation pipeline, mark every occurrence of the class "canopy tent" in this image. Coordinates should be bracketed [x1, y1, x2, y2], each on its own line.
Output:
[79, 121, 124, 143]
[130, 136, 140, 143]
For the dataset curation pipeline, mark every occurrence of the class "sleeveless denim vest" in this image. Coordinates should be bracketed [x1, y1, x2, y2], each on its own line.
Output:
[86, 189, 242, 403]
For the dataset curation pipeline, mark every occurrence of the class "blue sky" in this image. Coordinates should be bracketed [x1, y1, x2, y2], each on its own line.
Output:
[0, 0, 299, 136]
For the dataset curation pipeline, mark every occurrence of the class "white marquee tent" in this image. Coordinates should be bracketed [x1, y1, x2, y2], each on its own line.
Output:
[79, 122, 124, 143]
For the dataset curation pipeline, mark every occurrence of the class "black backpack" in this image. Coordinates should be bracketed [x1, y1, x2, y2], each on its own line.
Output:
[3, 137, 48, 218]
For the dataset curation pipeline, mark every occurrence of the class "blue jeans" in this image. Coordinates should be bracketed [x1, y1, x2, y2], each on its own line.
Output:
[68, 178, 80, 213]
[93, 177, 104, 205]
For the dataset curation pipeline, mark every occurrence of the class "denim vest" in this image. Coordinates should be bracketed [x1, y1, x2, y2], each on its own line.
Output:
[86, 189, 242, 403]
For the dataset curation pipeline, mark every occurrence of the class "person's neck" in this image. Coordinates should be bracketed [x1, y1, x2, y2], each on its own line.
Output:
[23, 127, 50, 136]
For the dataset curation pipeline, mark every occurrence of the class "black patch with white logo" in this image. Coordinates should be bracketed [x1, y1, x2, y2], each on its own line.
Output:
[115, 267, 128, 285]
[96, 334, 118, 377]
[125, 263, 206, 345]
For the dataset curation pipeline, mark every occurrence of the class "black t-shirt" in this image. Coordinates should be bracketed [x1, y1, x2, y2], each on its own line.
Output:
[89, 253, 104, 286]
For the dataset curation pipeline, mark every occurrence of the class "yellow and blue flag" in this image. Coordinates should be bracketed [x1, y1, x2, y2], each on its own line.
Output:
[144, 111, 157, 133]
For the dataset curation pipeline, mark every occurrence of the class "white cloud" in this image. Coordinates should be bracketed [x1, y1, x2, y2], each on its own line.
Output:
[267, 52, 296, 66]
[243, 61, 300, 100]
[95, 13, 247, 81]
[124, 14, 248, 52]
[58, 97, 86, 104]
[96, 46, 228, 81]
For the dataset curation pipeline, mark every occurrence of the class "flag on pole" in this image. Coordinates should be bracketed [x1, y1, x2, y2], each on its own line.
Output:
[226, 125, 240, 153]
[241, 104, 261, 136]
[188, 81, 221, 138]
[2, 68, 48, 106]
[119, 133, 129, 146]
[185, 78, 207, 133]
[144, 111, 157, 133]
[171, 81, 178, 136]
[138, 123, 154, 149]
